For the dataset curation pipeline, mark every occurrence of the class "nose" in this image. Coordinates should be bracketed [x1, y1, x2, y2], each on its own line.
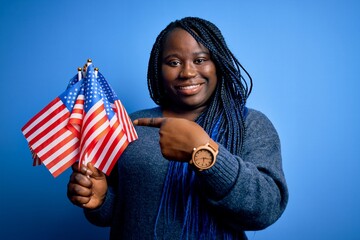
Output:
[179, 62, 197, 79]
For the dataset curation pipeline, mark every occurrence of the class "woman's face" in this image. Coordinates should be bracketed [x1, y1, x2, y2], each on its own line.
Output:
[161, 28, 218, 112]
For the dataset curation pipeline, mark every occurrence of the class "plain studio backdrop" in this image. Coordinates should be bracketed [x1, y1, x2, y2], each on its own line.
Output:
[1, 0, 359, 239]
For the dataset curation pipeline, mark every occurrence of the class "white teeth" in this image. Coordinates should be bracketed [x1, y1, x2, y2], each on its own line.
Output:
[178, 84, 200, 90]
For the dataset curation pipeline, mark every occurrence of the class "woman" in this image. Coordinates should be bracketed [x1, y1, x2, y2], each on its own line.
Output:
[67, 17, 288, 239]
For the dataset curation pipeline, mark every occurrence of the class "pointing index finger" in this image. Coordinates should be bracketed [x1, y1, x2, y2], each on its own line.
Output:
[133, 117, 165, 128]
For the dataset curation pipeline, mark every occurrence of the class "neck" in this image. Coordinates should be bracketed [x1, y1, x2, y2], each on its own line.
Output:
[162, 106, 207, 121]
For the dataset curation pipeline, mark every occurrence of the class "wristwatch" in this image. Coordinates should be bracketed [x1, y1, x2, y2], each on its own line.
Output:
[190, 139, 218, 171]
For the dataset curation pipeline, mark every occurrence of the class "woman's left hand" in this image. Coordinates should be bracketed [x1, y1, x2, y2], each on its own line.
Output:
[134, 117, 210, 162]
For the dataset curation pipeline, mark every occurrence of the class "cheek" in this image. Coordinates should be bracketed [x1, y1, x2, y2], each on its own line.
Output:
[161, 68, 174, 93]
[161, 66, 174, 83]
[203, 64, 217, 85]
[202, 62, 217, 76]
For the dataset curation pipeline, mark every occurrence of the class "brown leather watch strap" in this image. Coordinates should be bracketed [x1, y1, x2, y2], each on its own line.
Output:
[208, 138, 219, 153]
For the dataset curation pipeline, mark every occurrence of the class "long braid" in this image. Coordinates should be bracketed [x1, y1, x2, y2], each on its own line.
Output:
[148, 17, 253, 239]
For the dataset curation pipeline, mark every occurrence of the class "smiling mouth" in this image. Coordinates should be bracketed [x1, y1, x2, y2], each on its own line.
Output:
[177, 84, 201, 90]
[175, 83, 203, 96]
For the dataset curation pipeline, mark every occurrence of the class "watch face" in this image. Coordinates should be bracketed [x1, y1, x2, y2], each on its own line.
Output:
[194, 149, 214, 168]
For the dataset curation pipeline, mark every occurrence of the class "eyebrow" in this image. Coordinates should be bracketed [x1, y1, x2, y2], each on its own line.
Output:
[163, 51, 210, 60]
[193, 51, 210, 56]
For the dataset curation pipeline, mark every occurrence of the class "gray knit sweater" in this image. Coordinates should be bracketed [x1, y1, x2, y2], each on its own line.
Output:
[84, 107, 288, 239]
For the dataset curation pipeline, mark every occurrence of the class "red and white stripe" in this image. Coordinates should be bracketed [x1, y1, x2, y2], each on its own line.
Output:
[82, 99, 137, 175]
[79, 99, 110, 163]
[68, 94, 84, 135]
[22, 93, 138, 177]
[114, 99, 138, 142]
[87, 114, 129, 175]
[21, 97, 79, 177]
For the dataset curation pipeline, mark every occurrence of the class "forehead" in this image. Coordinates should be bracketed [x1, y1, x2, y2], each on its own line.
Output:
[162, 28, 208, 53]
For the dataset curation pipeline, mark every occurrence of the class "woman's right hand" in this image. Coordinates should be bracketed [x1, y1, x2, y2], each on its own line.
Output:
[67, 162, 108, 209]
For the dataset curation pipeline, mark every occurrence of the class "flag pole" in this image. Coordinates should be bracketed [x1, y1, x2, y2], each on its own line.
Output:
[94, 67, 99, 78]
[77, 67, 82, 81]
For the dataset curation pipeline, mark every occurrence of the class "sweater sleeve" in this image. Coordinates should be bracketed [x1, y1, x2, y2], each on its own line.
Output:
[83, 186, 116, 227]
[198, 109, 288, 231]
[83, 163, 120, 227]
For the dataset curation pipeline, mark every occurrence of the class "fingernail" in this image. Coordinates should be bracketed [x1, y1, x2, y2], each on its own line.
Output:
[133, 119, 138, 125]
[81, 167, 93, 176]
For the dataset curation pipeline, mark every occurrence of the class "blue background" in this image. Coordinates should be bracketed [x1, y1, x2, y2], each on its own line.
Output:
[1, 0, 359, 239]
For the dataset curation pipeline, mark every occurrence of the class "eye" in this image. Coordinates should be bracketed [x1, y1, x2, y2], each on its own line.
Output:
[194, 58, 206, 64]
[167, 60, 181, 67]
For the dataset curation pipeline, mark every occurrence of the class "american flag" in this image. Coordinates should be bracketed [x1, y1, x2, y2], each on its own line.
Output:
[21, 62, 138, 177]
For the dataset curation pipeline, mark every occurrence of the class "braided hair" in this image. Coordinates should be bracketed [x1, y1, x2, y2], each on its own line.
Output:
[148, 17, 252, 154]
[148, 17, 253, 238]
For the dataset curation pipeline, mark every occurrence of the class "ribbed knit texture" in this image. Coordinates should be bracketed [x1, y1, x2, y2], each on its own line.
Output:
[84, 107, 288, 239]
[199, 145, 240, 199]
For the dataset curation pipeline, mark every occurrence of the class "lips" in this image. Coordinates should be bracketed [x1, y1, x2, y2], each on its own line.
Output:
[175, 83, 203, 95]
[177, 84, 201, 90]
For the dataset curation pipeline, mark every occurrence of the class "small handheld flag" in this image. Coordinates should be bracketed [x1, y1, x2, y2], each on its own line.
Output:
[21, 59, 138, 177]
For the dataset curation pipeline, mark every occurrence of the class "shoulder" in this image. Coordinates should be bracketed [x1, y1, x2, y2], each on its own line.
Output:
[129, 107, 162, 120]
[244, 108, 280, 142]
[245, 108, 277, 130]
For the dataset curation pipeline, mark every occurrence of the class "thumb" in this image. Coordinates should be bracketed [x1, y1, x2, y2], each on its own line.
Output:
[86, 162, 104, 178]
